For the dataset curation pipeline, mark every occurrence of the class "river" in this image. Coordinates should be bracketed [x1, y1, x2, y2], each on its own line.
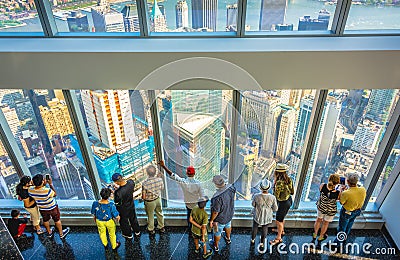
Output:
[1, 0, 399, 32]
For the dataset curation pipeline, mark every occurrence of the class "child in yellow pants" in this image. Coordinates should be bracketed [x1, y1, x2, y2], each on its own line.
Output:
[91, 188, 121, 252]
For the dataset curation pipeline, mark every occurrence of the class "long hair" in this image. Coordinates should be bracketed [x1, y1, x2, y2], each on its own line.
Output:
[275, 170, 291, 185]
[16, 176, 31, 196]
[327, 174, 340, 190]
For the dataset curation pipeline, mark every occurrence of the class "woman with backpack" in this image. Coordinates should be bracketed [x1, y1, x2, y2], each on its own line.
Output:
[15, 176, 43, 234]
[91, 188, 121, 252]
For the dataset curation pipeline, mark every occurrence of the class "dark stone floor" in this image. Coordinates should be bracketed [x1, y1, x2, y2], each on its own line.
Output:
[10, 226, 400, 260]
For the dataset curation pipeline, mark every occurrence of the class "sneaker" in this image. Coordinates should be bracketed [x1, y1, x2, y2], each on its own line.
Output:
[47, 227, 55, 239]
[250, 239, 255, 244]
[318, 234, 328, 242]
[223, 235, 231, 244]
[60, 227, 70, 239]
[194, 248, 200, 254]
[122, 234, 133, 239]
[203, 250, 212, 259]
[134, 231, 141, 237]
[148, 230, 156, 236]
[259, 243, 265, 252]
[213, 245, 219, 252]
[312, 233, 317, 240]
[158, 227, 166, 234]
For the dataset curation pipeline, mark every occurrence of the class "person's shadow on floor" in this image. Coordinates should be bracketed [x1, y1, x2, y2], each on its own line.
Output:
[38, 234, 75, 260]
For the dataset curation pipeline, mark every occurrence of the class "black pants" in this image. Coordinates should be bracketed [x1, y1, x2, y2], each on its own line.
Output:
[120, 210, 140, 238]
[251, 220, 268, 243]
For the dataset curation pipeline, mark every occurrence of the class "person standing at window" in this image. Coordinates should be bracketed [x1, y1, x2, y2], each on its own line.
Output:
[209, 175, 236, 252]
[251, 179, 278, 251]
[312, 174, 341, 244]
[28, 174, 70, 239]
[112, 173, 141, 240]
[270, 163, 294, 246]
[16, 176, 43, 235]
[331, 173, 366, 248]
[142, 165, 165, 236]
[158, 160, 204, 228]
[91, 188, 121, 252]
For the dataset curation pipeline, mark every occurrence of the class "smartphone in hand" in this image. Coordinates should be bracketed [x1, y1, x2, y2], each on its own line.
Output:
[45, 174, 51, 181]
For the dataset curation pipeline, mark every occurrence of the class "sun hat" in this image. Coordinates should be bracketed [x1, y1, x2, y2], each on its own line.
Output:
[260, 179, 271, 191]
[212, 175, 226, 188]
[275, 163, 289, 172]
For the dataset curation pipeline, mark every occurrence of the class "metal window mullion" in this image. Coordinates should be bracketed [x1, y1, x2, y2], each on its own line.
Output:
[236, 0, 247, 37]
[363, 98, 400, 209]
[292, 89, 328, 209]
[0, 109, 31, 178]
[376, 158, 400, 209]
[33, 0, 58, 37]
[331, 0, 351, 35]
[228, 90, 241, 184]
[148, 90, 168, 206]
[62, 90, 102, 200]
[137, 0, 150, 37]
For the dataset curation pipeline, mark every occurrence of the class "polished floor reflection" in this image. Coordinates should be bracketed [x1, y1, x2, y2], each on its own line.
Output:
[17, 227, 399, 260]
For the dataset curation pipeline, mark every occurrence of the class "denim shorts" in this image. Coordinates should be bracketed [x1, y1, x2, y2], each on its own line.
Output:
[213, 221, 231, 237]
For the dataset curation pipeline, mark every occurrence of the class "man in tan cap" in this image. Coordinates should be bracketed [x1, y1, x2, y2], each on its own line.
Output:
[209, 175, 236, 252]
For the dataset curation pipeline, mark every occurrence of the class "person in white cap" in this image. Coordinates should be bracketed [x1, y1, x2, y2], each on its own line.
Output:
[251, 179, 278, 252]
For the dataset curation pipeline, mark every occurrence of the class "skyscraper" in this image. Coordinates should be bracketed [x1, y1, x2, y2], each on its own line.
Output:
[226, 4, 237, 31]
[171, 90, 222, 116]
[175, 0, 189, 28]
[351, 119, 382, 155]
[39, 99, 74, 140]
[366, 89, 398, 124]
[121, 4, 139, 32]
[67, 11, 89, 32]
[241, 91, 281, 156]
[81, 90, 137, 151]
[298, 10, 330, 31]
[275, 104, 296, 162]
[151, 0, 168, 32]
[91, 0, 124, 32]
[192, 0, 218, 31]
[259, 0, 287, 31]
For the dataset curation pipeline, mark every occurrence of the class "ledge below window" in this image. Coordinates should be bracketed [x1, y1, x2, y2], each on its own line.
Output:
[0, 200, 384, 229]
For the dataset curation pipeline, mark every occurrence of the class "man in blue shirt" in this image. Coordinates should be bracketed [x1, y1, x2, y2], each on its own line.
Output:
[209, 175, 236, 252]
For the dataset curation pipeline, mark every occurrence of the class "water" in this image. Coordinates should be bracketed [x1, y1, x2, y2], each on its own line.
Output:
[1, 0, 399, 33]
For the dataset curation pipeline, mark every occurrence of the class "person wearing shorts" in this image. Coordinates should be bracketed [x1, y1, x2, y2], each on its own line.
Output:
[209, 175, 236, 252]
[313, 174, 341, 244]
[270, 164, 294, 246]
[29, 174, 70, 239]
[189, 197, 212, 259]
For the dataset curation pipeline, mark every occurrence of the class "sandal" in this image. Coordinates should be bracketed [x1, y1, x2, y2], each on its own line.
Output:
[269, 238, 283, 246]
[271, 228, 285, 236]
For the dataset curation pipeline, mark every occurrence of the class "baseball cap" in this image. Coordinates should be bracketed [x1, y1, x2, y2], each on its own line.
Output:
[187, 166, 195, 175]
[112, 173, 123, 182]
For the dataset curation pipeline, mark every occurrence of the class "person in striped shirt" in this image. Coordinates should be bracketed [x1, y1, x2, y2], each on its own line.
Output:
[29, 174, 70, 239]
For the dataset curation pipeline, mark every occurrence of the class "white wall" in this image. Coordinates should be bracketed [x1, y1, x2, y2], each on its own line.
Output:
[380, 174, 400, 248]
[0, 37, 399, 90]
